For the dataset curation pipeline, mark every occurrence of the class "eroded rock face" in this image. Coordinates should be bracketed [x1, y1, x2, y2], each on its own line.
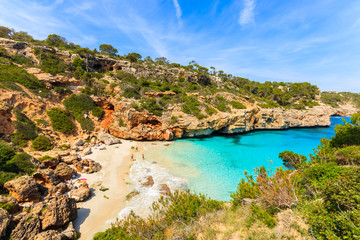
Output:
[41, 195, 77, 230]
[33, 169, 61, 188]
[73, 159, 101, 174]
[34, 230, 65, 240]
[140, 176, 154, 187]
[159, 184, 171, 196]
[0, 208, 10, 238]
[11, 214, 41, 240]
[40, 156, 60, 169]
[4, 176, 41, 202]
[54, 163, 76, 181]
[48, 183, 68, 197]
[69, 183, 91, 202]
[0, 195, 21, 213]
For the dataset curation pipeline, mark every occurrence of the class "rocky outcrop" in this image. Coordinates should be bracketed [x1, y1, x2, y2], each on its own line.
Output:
[11, 214, 41, 240]
[140, 176, 154, 187]
[0, 208, 10, 238]
[54, 163, 76, 181]
[34, 230, 65, 240]
[33, 169, 61, 188]
[159, 184, 171, 196]
[69, 183, 91, 202]
[104, 103, 359, 141]
[41, 195, 77, 230]
[4, 176, 41, 202]
[48, 183, 68, 196]
[73, 158, 101, 173]
[0, 195, 21, 213]
[97, 132, 121, 145]
[40, 156, 60, 169]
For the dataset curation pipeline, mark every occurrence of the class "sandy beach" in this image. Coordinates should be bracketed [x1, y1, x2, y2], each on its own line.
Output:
[73, 140, 137, 240]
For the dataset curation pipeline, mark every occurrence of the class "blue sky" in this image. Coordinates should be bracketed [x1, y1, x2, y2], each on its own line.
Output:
[0, 0, 360, 92]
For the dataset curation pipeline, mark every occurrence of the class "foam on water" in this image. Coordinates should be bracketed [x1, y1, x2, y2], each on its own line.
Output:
[107, 159, 187, 224]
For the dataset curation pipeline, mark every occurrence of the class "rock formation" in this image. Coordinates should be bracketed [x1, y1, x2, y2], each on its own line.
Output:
[69, 183, 91, 202]
[4, 176, 41, 202]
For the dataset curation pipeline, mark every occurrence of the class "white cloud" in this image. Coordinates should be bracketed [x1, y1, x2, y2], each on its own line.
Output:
[172, 0, 182, 25]
[239, 0, 256, 26]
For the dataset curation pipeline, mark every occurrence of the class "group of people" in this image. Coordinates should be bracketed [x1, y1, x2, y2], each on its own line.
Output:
[130, 146, 145, 161]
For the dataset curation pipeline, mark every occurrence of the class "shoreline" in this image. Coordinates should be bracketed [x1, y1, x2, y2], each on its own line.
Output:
[74, 140, 136, 240]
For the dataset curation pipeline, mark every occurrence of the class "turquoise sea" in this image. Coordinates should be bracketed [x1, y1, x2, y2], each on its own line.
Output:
[147, 117, 349, 201]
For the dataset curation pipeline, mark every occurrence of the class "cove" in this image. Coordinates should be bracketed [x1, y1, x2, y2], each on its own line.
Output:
[146, 116, 350, 201]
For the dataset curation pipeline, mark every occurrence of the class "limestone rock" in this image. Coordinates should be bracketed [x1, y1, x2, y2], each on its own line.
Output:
[41, 156, 60, 169]
[73, 159, 101, 174]
[60, 222, 77, 240]
[97, 132, 121, 145]
[69, 183, 91, 202]
[33, 169, 61, 188]
[0, 208, 10, 238]
[41, 195, 77, 230]
[4, 176, 41, 202]
[34, 230, 65, 240]
[11, 214, 41, 240]
[54, 163, 76, 181]
[0, 195, 21, 213]
[82, 147, 92, 156]
[74, 139, 84, 146]
[62, 154, 79, 164]
[140, 176, 154, 187]
[126, 190, 140, 200]
[159, 184, 171, 196]
[48, 183, 68, 197]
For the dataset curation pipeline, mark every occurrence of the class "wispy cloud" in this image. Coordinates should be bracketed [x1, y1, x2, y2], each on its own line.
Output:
[172, 0, 182, 25]
[239, 0, 256, 26]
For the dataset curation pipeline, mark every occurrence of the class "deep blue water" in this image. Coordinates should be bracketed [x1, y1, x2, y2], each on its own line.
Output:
[150, 117, 350, 201]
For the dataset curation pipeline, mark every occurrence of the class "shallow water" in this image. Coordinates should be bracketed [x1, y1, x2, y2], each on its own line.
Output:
[147, 116, 350, 201]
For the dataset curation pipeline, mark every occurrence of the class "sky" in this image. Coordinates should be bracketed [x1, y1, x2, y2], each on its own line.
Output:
[0, 0, 360, 92]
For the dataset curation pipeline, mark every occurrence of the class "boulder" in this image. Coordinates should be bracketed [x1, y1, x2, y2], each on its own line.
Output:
[140, 176, 154, 187]
[60, 222, 77, 240]
[33, 169, 61, 188]
[69, 183, 91, 202]
[41, 156, 60, 169]
[82, 147, 92, 156]
[4, 176, 41, 202]
[11, 214, 41, 240]
[48, 183, 68, 196]
[159, 184, 171, 196]
[0, 208, 10, 238]
[54, 163, 76, 181]
[0, 195, 21, 213]
[62, 154, 79, 164]
[34, 230, 65, 240]
[73, 159, 101, 174]
[74, 139, 84, 146]
[97, 132, 121, 145]
[41, 195, 77, 230]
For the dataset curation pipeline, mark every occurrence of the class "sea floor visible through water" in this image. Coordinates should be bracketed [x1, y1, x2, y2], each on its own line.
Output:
[145, 116, 349, 201]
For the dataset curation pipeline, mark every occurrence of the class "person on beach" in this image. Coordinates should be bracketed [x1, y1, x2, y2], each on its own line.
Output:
[131, 154, 134, 161]
[136, 147, 138, 151]
[142, 154, 144, 160]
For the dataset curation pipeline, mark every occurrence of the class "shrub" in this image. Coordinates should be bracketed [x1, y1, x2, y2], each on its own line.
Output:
[34, 47, 68, 75]
[92, 107, 105, 119]
[247, 203, 276, 228]
[0, 61, 49, 97]
[170, 116, 177, 124]
[0, 142, 15, 166]
[11, 55, 33, 65]
[77, 116, 94, 132]
[333, 146, 360, 165]
[214, 96, 230, 112]
[4, 153, 35, 175]
[118, 118, 127, 127]
[31, 135, 53, 151]
[230, 101, 246, 109]
[181, 95, 201, 117]
[123, 87, 141, 99]
[278, 151, 307, 169]
[205, 106, 217, 116]
[0, 171, 17, 189]
[231, 171, 259, 208]
[141, 98, 164, 116]
[54, 87, 72, 94]
[38, 155, 54, 162]
[47, 108, 74, 134]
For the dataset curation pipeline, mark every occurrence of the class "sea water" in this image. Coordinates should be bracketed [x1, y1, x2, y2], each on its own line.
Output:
[146, 116, 350, 201]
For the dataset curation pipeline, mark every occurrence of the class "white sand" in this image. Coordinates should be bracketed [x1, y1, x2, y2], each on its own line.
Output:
[74, 140, 137, 240]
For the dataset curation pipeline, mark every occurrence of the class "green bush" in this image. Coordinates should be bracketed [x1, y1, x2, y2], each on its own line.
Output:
[230, 101, 246, 109]
[247, 203, 276, 228]
[0, 59, 49, 97]
[230, 171, 259, 208]
[140, 98, 164, 116]
[278, 151, 307, 169]
[92, 106, 105, 119]
[4, 153, 35, 175]
[38, 155, 54, 162]
[77, 116, 94, 132]
[47, 108, 74, 134]
[0, 171, 17, 189]
[31, 135, 53, 151]
[214, 96, 230, 112]
[0, 142, 15, 166]
[123, 87, 141, 99]
[54, 87, 72, 94]
[11, 55, 33, 65]
[205, 106, 217, 116]
[34, 48, 68, 75]
[181, 95, 201, 117]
